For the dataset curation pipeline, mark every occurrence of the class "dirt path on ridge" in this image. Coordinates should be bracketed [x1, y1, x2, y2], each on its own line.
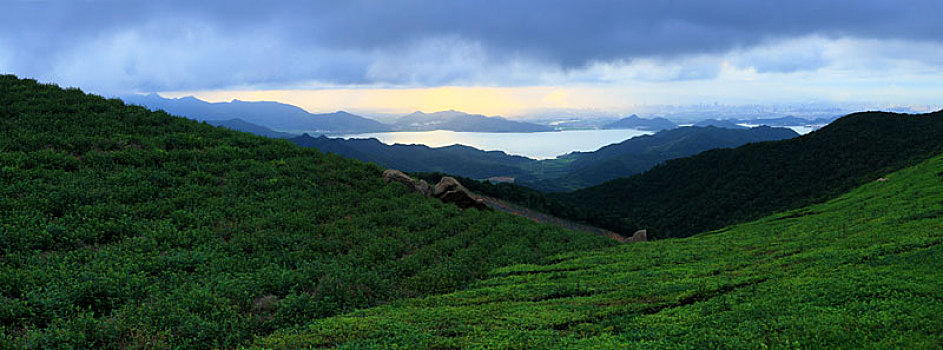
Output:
[479, 195, 627, 242]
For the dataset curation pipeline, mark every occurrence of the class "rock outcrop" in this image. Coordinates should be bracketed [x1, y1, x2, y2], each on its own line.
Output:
[629, 229, 647, 242]
[432, 176, 487, 210]
[383, 169, 432, 197]
[383, 170, 486, 210]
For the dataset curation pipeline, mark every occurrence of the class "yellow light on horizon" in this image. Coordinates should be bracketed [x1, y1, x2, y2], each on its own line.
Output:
[159, 86, 622, 117]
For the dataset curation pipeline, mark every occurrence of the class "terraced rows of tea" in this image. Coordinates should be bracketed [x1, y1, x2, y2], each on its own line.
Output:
[257, 155, 943, 349]
[0, 76, 613, 349]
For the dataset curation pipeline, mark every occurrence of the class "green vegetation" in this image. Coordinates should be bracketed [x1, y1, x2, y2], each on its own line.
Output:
[291, 135, 538, 181]
[303, 111, 943, 241]
[257, 154, 943, 349]
[291, 126, 797, 192]
[0, 75, 613, 349]
[548, 110, 943, 239]
[529, 125, 797, 191]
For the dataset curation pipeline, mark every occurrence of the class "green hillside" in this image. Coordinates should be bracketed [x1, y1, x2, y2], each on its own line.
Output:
[530, 125, 798, 191]
[0, 76, 613, 349]
[289, 126, 797, 192]
[257, 154, 943, 349]
[555, 110, 943, 239]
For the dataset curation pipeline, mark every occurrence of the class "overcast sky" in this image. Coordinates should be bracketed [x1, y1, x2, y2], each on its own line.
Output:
[2, 0, 942, 115]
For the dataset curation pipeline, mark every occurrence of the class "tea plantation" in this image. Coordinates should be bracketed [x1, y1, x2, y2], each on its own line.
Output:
[0, 76, 614, 349]
[257, 155, 943, 349]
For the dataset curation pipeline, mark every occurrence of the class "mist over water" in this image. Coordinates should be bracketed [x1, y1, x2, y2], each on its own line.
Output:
[338, 129, 653, 159]
[738, 124, 817, 135]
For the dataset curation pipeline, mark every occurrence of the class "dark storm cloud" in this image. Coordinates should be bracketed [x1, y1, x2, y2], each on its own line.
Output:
[1, 0, 940, 92]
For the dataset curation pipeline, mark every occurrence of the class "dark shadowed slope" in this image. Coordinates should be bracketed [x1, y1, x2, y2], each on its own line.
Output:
[292, 126, 798, 192]
[290, 134, 539, 181]
[205, 118, 297, 138]
[557, 110, 943, 239]
[258, 154, 943, 349]
[529, 126, 798, 191]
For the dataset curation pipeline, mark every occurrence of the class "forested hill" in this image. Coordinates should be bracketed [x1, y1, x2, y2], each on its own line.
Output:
[256, 151, 943, 349]
[391, 110, 553, 132]
[290, 134, 537, 180]
[529, 125, 798, 191]
[556, 109, 943, 239]
[290, 126, 798, 192]
[0, 75, 613, 349]
[601, 114, 677, 131]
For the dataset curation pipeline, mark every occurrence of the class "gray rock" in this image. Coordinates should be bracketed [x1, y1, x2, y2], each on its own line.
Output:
[383, 171, 486, 210]
[434, 176, 487, 210]
[383, 169, 432, 196]
[629, 229, 647, 242]
[383, 169, 416, 188]
[416, 179, 432, 197]
[433, 176, 462, 197]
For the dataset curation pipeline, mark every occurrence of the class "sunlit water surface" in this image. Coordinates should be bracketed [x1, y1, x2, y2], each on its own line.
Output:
[338, 125, 815, 159]
[336, 129, 653, 159]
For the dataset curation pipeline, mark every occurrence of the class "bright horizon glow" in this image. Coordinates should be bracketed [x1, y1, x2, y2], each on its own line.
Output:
[162, 86, 591, 116]
[155, 35, 943, 118]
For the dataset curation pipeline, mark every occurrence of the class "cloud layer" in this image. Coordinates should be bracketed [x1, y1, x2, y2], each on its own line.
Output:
[1, 0, 942, 94]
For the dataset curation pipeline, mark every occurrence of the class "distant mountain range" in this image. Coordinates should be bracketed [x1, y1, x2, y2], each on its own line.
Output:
[123, 94, 553, 134]
[694, 115, 841, 129]
[693, 118, 749, 129]
[601, 115, 677, 131]
[291, 134, 537, 180]
[390, 110, 553, 132]
[600, 114, 839, 131]
[122, 94, 391, 134]
[528, 126, 798, 191]
[734, 115, 838, 126]
[290, 125, 799, 192]
[204, 119, 297, 138]
[549, 110, 943, 238]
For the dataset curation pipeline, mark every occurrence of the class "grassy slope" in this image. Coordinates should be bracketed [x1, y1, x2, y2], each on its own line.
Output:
[557, 110, 943, 239]
[258, 155, 943, 349]
[0, 76, 613, 349]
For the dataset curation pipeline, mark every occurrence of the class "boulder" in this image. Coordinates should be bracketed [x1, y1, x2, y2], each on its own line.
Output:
[434, 176, 487, 210]
[382, 171, 486, 210]
[629, 229, 647, 242]
[383, 169, 417, 189]
[415, 179, 432, 197]
[383, 169, 432, 196]
[433, 176, 463, 197]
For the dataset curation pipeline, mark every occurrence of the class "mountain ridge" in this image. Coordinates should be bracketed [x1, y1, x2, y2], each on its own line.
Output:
[122, 93, 392, 133]
[551, 109, 943, 238]
[256, 153, 943, 348]
[601, 114, 677, 131]
[390, 110, 554, 133]
[291, 126, 799, 191]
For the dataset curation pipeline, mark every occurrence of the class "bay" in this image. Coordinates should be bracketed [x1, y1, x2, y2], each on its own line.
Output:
[336, 129, 653, 159]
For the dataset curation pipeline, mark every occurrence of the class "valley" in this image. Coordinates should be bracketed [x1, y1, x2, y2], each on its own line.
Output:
[2, 73, 942, 349]
[256, 153, 943, 349]
[5, 2, 942, 348]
